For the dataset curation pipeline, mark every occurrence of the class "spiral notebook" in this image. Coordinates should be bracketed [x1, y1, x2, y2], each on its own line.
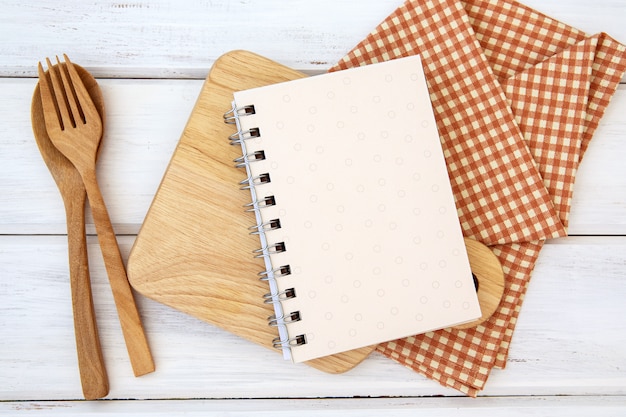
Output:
[224, 55, 481, 363]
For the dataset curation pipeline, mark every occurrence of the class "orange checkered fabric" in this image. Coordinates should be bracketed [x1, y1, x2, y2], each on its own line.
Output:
[330, 0, 626, 396]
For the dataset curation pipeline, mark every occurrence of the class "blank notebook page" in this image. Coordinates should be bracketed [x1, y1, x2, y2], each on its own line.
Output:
[233, 55, 481, 363]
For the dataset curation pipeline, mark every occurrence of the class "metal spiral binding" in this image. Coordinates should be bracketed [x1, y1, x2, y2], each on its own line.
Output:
[223, 104, 256, 124]
[244, 195, 276, 212]
[248, 219, 281, 234]
[234, 150, 265, 168]
[258, 265, 291, 281]
[229, 127, 261, 146]
[239, 173, 271, 190]
[268, 311, 301, 326]
[263, 287, 297, 304]
[253, 242, 286, 258]
[224, 101, 307, 356]
[272, 335, 307, 349]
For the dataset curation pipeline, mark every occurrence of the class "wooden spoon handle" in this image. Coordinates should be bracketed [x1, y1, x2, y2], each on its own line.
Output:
[82, 168, 155, 377]
[65, 190, 109, 399]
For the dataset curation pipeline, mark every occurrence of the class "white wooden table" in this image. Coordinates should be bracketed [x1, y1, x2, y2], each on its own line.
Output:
[1, 1, 625, 415]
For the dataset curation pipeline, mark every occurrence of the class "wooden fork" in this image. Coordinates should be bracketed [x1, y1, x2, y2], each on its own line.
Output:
[38, 55, 154, 377]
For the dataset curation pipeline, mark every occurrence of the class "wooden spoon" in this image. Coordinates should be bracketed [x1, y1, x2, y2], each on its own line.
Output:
[38, 55, 154, 378]
[31, 63, 109, 399]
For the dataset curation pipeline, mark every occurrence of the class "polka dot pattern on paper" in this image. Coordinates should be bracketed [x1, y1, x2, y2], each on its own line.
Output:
[232, 55, 479, 363]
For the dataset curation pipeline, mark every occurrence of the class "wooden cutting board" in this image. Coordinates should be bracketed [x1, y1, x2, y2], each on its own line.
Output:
[127, 50, 376, 373]
[127, 50, 504, 373]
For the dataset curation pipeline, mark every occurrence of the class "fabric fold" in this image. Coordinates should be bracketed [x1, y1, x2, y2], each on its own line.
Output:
[503, 37, 596, 227]
[331, 0, 566, 247]
[331, 0, 626, 396]
[493, 34, 626, 369]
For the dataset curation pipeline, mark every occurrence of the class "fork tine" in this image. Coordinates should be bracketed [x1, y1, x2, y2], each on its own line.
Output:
[56, 55, 85, 126]
[37, 61, 63, 134]
[45, 57, 74, 131]
[63, 54, 101, 127]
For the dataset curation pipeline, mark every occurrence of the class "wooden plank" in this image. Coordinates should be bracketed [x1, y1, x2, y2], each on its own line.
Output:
[2, 396, 626, 416]
[1, 81, 625, 235]
[569, 84, 626, 234]
[0, 78, 200, 234]
[1, 236, 624, 400]
[0, 0, 624, 78]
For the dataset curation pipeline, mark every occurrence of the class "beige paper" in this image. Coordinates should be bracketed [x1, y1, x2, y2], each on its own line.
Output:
[233, 55, 480, 363]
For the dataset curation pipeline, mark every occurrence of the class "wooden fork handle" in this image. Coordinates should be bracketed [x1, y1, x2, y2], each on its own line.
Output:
[65, 190, 109, 399]
[83, 169, 155, 377]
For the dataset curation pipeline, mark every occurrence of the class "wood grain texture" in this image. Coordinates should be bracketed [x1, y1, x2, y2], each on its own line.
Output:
[0, 0, 624, 79]
[127, 50, 375, 373]
[452, 238, 504, 330]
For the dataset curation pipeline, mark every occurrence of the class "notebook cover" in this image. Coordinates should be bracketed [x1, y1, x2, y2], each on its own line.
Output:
[231, 55, 480, 362]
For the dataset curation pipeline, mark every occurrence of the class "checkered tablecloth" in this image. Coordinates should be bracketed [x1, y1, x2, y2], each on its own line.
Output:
[330, 0, 626, 395]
